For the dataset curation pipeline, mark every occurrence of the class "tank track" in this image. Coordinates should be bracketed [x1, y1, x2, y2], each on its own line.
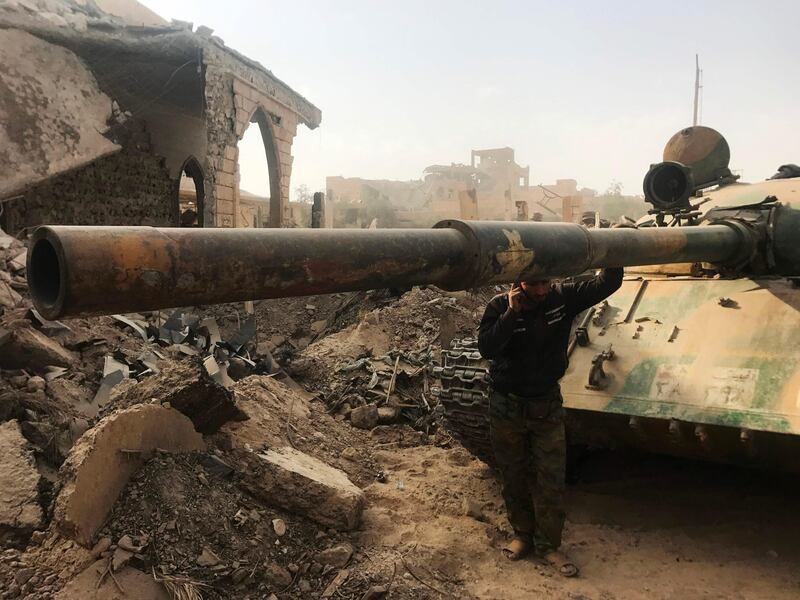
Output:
[430, 338, 494, 464]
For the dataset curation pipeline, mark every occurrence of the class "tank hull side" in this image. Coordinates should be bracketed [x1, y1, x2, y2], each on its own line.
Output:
[561, 277, 800, 436]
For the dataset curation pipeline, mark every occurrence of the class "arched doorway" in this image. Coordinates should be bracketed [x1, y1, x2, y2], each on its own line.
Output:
[238, 107, 282, 227]
[177, 157, 205, 227]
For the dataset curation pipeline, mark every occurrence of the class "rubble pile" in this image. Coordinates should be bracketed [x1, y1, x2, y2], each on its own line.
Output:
[0, 224, 491, 599]
[0, 228, 26, 312]
[289, 287, 496, 441]
[98, 451, 362, 600]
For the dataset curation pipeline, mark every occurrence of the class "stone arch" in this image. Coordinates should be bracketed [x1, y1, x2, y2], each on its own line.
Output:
[177, 156, 205, 227]
[241, 106, 282, 227]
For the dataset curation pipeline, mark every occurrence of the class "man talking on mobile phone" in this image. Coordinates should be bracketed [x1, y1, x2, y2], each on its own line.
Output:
[477, 267, 623, 576]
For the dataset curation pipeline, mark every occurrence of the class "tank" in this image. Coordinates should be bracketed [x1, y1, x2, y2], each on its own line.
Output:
[561, 128, 800, 472]
[25, 126, 800, 470]
[435, 127, 800, 472]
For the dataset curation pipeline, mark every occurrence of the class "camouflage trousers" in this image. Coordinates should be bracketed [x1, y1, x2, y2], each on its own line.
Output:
[489, 388, 566, 555]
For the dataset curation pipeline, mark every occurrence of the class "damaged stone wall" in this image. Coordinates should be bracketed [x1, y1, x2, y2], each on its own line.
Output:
[0, 28, 121, 201]
[202, 40, 305, 228]
[2, 119, 176, 234]
[202, 71, 298, 228]
[202, 64, 238, 228]
[231, 77, 298, 228]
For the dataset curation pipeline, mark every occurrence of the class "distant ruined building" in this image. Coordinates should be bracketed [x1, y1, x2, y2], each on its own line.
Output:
[0, 0, 321, 234]
[326, 147, 592, 228]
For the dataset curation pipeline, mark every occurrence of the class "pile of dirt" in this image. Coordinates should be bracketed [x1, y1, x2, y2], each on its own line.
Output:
[288, 286, 496, 439]
[100, 451, 336, 600]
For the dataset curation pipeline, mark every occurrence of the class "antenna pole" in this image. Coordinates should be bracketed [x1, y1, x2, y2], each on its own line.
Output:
[693, 54, 701, 126]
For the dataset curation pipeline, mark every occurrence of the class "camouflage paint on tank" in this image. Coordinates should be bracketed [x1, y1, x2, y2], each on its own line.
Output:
[562, 174, 800, 441]
[697, 178, 800, 212]
[561, 276, 800, 435]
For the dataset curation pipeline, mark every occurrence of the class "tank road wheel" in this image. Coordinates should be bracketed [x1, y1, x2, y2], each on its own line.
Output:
[430, 338, 494, 465]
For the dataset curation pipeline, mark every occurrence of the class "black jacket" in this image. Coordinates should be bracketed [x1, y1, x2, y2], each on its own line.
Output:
[477, 268, 624, 395]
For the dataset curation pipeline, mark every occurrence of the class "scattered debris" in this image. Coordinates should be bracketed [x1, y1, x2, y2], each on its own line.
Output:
[321, 568, 350, 598]
[272, 518, 287, 537]
[718, 297, 740, 309]
[0, 238, 493, 598]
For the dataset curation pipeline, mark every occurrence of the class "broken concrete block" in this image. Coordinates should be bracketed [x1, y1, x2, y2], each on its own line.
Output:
[362, 584, 391, 599]
[222, 376, 310, 451]
[377, 406, 400, 424]
[26, 375, 46, 392]
[8, 250, 26, 272]
[242, 446, 365, 531]
[110, 359, 245, 434]
[196, 547, 221, 567]
[316, 543, 353, 567]
[111, 547, 134, 572]
[0, 326, 76, 371]
[0, 420, 43, 544]
[462, 497, 485, 521]
[0, 391, 23, 422]
[20, 420, 75, 464]
[272, 518, 287, 537]
[350, 404, 379, 430]
[264, 562, 293, 587]
[54, 404, 205, 546]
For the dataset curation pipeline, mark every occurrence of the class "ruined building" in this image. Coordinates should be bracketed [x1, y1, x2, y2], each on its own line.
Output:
[326, 147, 590, 227]
[0, 0, 321, 234]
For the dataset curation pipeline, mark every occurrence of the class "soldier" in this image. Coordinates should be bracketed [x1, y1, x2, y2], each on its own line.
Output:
[477, 267, 623, 576]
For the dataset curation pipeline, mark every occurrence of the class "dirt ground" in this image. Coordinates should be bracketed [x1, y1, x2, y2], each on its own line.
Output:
[361, 444, 800, 599]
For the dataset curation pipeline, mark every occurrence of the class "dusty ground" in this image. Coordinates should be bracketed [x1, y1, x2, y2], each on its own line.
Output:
[362, 445, 800, 600]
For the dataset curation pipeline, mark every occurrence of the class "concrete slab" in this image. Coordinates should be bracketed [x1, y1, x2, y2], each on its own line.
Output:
[54, 404, 205, 546]
[242, 446, 365, 531]
[0, 325, 76, 371]
[0, 29, 120, 199]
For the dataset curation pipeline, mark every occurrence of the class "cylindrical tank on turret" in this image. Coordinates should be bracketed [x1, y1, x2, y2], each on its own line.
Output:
[643, 126, 736, 210]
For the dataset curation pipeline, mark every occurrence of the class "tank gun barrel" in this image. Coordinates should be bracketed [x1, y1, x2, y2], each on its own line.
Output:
[28, 216, 782, 320]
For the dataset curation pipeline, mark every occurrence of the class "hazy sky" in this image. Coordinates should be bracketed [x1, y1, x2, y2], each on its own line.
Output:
[148, 1, 798, 200]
